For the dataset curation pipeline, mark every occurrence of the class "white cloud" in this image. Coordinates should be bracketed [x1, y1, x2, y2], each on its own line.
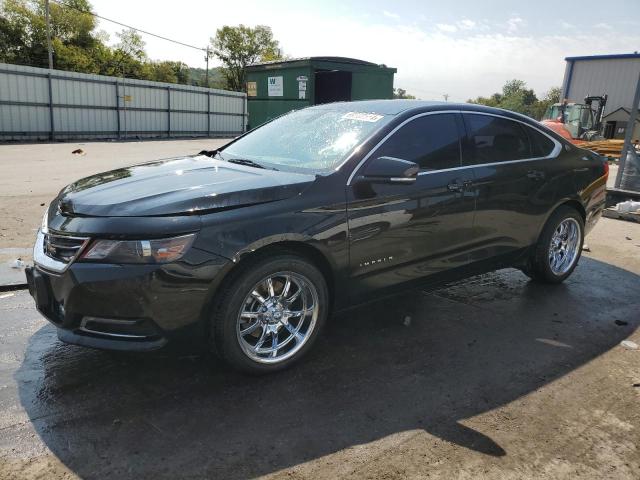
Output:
[435, 19, 479, 35]
[560, 21, 575, 29]
[383, 10, 400, 20]
[595, 22, 612, 30]
[436, 23, 458, 33]
[506, 16, 525, 33]
[91, 0, 640, 102]
[458, 19, 476, 30]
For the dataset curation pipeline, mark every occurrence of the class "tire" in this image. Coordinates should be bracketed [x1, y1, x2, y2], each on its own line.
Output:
[523, 206, 584, 284]
[209, 253, 328, 374]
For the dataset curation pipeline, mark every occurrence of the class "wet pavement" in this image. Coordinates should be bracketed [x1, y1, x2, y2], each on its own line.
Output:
[0, 218, 639, 479]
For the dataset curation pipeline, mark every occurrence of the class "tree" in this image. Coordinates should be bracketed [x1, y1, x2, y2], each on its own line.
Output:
[211, 25, 282, 92]
[531, 86, 562, 119]
[115, 28, 146, 61]
[393, 88, 416, 99]
[0, 9, 28, 64]
[149, 61, 190, 84]
[468, 79, 560, 119]
[0, 0, 103, 69]
[189, 67, 225, 88]
[104, 28, 150, 78]
[1, 1, 285, 90]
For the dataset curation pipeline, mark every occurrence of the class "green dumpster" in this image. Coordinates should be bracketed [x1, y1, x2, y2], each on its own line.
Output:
[245, 56, 397, 129]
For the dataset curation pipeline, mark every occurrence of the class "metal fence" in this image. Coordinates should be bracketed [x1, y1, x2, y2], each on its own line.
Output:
[0, 63, 246, 141]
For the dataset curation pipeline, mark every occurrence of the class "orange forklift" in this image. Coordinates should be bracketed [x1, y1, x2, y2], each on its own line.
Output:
[540, 94, 607, 144]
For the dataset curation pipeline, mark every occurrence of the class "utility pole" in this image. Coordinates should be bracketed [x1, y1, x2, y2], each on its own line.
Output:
[204, 47, 210, 87]
[45, 0, 54, 69]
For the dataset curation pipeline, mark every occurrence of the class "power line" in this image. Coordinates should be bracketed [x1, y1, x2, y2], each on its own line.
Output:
[49, 0, 208, 52]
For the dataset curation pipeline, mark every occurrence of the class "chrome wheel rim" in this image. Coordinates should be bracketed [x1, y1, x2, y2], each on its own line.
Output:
[236, 271, 319, 364]
[548, 218, 581, 276]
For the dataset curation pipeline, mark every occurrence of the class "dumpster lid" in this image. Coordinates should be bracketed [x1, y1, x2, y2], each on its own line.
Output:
[247, 56, 393, 69]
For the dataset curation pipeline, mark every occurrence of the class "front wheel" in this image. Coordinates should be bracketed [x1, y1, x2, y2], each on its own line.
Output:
[210, 254, 328, 374]
[523, 206, 584, 284]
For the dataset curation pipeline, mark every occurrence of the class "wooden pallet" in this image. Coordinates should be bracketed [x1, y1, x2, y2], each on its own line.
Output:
[602, 207, 640, 223]
[581, 140, 625, 157]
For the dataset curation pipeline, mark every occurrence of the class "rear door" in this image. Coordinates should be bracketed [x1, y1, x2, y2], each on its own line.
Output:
[346, 112, 476, 300]
[461, 112, 561, 264]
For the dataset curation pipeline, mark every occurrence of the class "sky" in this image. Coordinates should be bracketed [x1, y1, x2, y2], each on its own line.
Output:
[90, 0, 640, 101]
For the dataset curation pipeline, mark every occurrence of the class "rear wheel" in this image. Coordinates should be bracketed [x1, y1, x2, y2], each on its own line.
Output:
[523, 206, 584, 284]
[210, 254, 328, 374]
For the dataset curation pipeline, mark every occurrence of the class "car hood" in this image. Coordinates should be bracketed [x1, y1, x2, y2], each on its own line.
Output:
[56, 155, 316, 217]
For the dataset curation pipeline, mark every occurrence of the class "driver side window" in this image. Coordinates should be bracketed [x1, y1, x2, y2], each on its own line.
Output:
[373, 113, 462, 171]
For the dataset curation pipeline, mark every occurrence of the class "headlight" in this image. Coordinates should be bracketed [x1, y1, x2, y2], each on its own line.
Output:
[79, 234, 196, 264]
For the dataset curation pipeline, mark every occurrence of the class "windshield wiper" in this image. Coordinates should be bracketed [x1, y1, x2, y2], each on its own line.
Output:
[227, 158, 278, 171]
[210, 150, 278, 171]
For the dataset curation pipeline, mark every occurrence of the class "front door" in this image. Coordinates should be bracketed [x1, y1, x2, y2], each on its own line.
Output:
[346, 112, 476, 301]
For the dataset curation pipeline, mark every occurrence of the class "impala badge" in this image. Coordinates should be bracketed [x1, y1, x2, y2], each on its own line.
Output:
[359, 256, 394, 267]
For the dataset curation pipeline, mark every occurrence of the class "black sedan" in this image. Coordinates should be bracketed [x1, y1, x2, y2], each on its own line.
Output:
[25, 100, 608, 373]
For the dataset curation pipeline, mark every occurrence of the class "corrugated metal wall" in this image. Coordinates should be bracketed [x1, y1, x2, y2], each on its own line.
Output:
[0, 63, 246, 141]
[561, 57, 640, 113]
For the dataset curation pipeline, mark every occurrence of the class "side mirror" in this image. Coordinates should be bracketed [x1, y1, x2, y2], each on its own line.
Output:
[359, 156, 419, 185]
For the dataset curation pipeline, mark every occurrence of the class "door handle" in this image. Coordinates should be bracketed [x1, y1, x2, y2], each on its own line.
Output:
[526, 170, 545, 180]
[447, 181, 463, 192]
[447, 180, 473, 192]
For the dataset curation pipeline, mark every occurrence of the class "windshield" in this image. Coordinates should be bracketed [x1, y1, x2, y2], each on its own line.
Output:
[543, 104, 594, 130]
[543, 105, 562, 120]
[221, 108, 392, 173]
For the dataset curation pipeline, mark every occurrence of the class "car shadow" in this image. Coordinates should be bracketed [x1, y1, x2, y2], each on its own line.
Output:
[15, 257, 640, 479]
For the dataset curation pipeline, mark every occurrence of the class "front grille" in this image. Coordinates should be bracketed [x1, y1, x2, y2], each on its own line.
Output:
[44, 232, 89, 263]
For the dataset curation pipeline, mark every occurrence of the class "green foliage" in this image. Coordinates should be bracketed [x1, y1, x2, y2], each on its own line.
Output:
[211, 25, 282, 91]
[0, 0, 102, 68]
[105, 29, 151, 79]
[188, 66, 225, 88]
[0, 7, 29, 64]
[468, 79, 561, 119]
[393, 88, 416, 99]
[149, 61, 191, 84]
[532, 86, 562, 120]
[1, 1, 286, 91]
[0, 0, 190, 85]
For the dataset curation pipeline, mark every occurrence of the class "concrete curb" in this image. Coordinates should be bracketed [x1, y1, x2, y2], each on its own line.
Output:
[0, 265, 28, 291]
[0, 282, 28, 292]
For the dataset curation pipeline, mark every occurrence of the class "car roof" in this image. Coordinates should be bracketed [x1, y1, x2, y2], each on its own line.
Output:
[307, 99, 566, 144]
[312, 99, 526, 118]
[311, 99, 447, 115]
[310, 99, 548, 131]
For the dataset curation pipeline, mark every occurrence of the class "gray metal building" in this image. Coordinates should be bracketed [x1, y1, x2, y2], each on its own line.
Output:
[0, 63, 247, 141]
[561, 53, 640, 141]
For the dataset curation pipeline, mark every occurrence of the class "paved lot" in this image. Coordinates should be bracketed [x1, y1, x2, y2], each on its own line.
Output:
[0, 217, 639, 479]
[0, 139, 230, 266]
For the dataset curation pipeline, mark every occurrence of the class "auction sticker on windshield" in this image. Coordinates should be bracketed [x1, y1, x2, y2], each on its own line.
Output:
[342, 112, 384, 122]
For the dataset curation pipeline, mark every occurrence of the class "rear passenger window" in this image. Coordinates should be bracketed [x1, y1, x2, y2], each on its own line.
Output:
[464, 114, 530, 163]
[374, 113, 461, 171]
[525, 125, 556, 157]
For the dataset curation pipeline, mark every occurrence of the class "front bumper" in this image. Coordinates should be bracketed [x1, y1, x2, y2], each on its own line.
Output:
[26, 231, 230, 352]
